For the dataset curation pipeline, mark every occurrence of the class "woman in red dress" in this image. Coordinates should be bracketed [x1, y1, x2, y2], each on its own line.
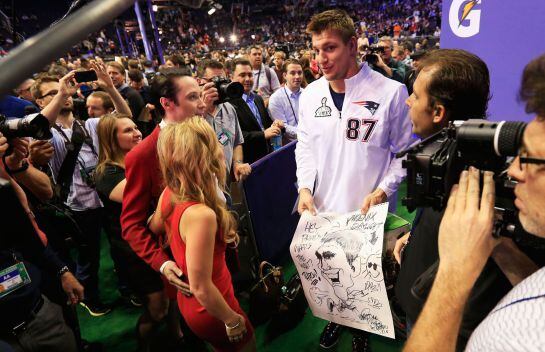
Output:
[149, 117, 255, 352]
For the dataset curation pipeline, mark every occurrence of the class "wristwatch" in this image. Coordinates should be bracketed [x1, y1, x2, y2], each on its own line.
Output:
[58, 266, 70, 278]
[2, 156, 29, 175]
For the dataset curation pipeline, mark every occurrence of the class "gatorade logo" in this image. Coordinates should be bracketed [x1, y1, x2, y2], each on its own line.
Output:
[449, 0, 481, 38]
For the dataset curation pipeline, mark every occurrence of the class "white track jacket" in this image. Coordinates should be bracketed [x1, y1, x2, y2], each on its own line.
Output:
[295, 63, 414, 213]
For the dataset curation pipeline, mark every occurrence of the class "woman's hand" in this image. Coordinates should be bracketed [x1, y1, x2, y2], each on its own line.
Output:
[225, 313, 247, 343]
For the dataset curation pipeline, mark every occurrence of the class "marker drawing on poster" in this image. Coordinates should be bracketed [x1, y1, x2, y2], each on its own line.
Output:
[290, 203, 394, 338]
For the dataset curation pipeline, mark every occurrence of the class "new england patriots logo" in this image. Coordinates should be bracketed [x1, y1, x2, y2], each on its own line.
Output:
[353, 101, 380, 115]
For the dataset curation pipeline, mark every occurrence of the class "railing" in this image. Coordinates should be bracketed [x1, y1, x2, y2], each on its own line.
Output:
[0, 0, 137, 98]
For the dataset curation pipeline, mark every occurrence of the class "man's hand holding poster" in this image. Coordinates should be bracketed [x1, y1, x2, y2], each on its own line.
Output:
[290, 203, 395, 338]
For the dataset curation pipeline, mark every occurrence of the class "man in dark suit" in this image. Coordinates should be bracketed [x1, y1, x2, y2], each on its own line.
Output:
[106, 61, 146, 121]
[230, 58, 282, 164]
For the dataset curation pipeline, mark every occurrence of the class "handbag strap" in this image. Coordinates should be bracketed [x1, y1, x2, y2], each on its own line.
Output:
[258, 261, 282, 293]
[259, 261, 274, 279]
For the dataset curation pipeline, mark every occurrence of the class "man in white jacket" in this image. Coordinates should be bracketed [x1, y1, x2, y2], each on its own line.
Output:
[295, 9, 414, 351]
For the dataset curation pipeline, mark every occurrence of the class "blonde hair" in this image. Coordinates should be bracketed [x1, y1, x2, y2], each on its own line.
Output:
[95, 113, 131, 177]
[158, 117, 238, 244]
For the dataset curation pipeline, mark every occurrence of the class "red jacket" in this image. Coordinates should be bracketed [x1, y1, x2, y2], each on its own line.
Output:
[121, 126, 169, 271]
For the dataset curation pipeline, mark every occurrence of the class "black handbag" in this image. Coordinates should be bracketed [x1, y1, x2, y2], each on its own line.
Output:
[249, 261, 284, 325]
[278, 273, 307, 320]
[265, 273, 308, 340]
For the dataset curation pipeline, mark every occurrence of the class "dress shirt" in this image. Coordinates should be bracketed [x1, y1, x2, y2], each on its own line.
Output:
[49, 117, 102, 211]
[268, 86, 303, 141]
[205, 102, 244, 175]
[242, 92, 264, 130]
[466, 268, 545, 351]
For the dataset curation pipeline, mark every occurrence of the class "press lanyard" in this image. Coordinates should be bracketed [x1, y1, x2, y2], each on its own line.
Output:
[211, 105, 224, 132]
[283, 87, 298, 124]
[254, 65, 262, 92]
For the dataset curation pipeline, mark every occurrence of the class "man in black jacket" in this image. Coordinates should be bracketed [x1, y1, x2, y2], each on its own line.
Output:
[229, 58, 282, 164]
[107, 61, 145, 121]
[394, 49, 535, 351]
[0, 134, 83, 351]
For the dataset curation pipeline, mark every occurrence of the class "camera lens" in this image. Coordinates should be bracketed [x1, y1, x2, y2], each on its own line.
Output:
[496, 121, 526, 156]
[456, 119, 526, 157]
[0, 114, 53, 140]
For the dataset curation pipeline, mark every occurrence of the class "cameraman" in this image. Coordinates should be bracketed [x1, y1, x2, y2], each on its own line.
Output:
[404, 53, 545, 352]
[394, 49, 522, 350]
[197, 59, 251, 182]
[367, 36, 409, 83]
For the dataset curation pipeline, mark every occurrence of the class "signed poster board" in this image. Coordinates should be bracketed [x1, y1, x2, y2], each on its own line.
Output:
[290, 203, 409, 338]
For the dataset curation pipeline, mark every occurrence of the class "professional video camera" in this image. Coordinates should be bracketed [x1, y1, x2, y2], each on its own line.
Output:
[0, 113, 52, 140]
[275, 43, 290, 57]
[397, 119, 526, 238]
[212, 77, 243, 105]
[362, 44, 385, 65]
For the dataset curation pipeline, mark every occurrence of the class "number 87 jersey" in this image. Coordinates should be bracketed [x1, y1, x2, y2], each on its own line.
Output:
[295, 63, 416, 214]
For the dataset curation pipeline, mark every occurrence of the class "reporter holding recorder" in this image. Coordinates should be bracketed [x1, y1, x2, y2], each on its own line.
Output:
[148, 117, 255, 352]
[120, 68, 208, 347]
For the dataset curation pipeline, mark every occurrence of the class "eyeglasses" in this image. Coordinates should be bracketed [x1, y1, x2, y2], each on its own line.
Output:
[517, 147, 545, 172]
[38, 90, 58, 99]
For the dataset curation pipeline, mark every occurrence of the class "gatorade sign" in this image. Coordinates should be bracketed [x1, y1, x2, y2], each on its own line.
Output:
[449, 0, 481, 38]
[441, 0, 545, 122]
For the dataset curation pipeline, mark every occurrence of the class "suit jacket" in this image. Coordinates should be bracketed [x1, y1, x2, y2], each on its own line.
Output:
[120, 126, 169, 272]
[230, 94, 273, 164]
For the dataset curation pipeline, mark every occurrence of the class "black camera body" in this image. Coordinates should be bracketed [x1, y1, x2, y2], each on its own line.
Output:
[212, 77, 244, 105]
[275, 43, 290, 57]
[362, 44, 385, 65]
[398, 119, 526, 237]
[0, 113, 52, 140]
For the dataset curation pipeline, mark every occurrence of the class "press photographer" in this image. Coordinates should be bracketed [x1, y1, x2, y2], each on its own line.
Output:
[364, 36, 409, 83]
[31, 62, 132, 317]
[197, 59, 251, 183]
[404, 53, 545, 352]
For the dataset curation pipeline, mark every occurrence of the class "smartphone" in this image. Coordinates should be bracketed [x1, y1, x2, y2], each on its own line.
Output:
[74, 70, 98, 83]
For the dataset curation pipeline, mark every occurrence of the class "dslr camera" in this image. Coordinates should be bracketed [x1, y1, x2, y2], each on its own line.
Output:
[397, 119, 526, 238]
[0, 113, 52, 140]
[212, 77, 244, 105]
[362, 44, 385, 66]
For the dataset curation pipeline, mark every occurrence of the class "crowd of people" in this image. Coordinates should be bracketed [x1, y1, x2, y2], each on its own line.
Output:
[1, 0, 441, 59]
[2, 1, 545, 352]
